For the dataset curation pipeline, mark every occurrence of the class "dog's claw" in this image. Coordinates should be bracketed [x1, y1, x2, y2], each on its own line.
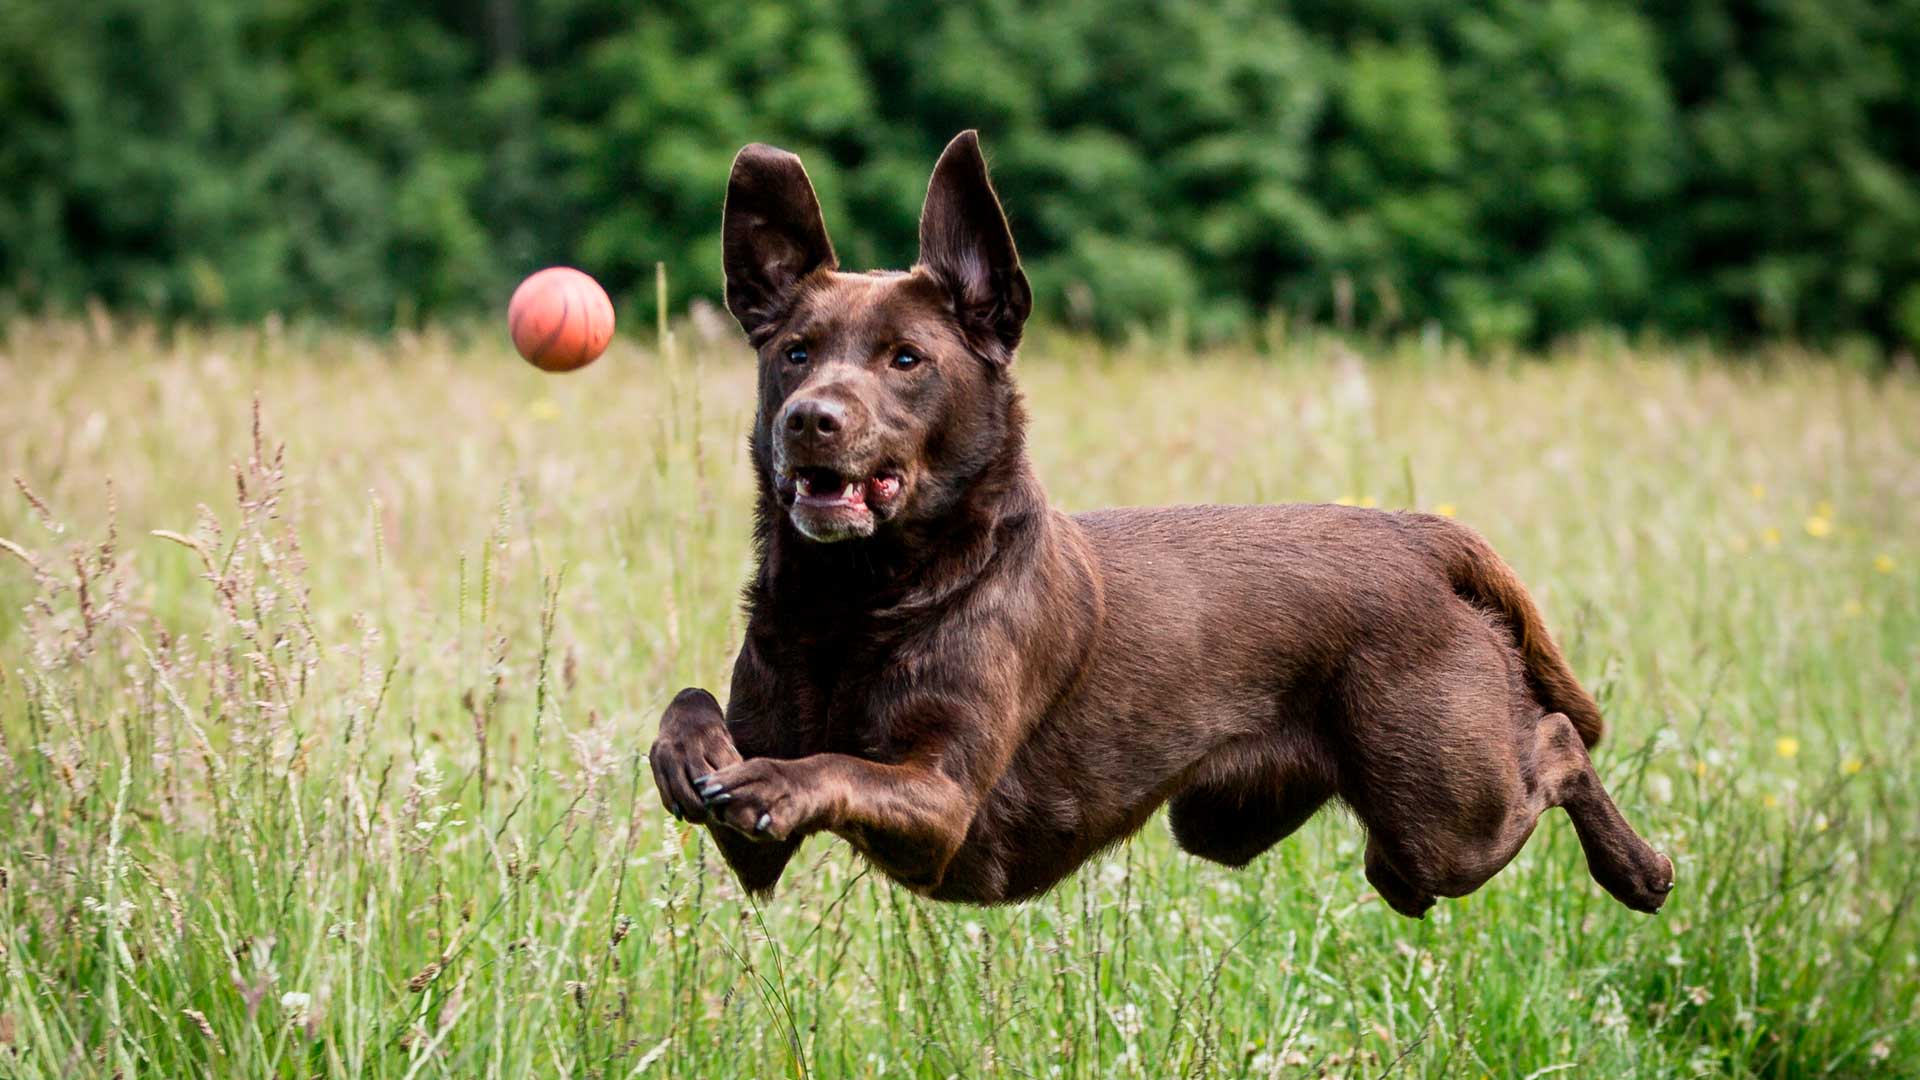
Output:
[710, 793, 732, 804]
[669, 802, 683, 820]
[755, 813, 772, 833]
[697, 780, 723, 798]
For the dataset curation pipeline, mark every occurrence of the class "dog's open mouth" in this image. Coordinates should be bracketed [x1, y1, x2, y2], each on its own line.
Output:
[793, 467, 901, 509]
[782, 466, 904, 540]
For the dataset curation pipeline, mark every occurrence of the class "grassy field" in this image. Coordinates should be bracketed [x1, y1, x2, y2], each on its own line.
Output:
[0, 316, 1914, 1078]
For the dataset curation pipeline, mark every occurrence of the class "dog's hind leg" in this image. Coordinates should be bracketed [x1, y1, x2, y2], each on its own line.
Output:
[1169, 780, 1330, 867]
[1169, 742, 1333, 868]
[1540, 713, 1676, 912]
[1359, 712, 1673, 915]
[1364, 835, 1435, 918]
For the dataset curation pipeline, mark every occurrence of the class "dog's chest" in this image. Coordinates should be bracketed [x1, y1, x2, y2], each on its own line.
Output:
[778, 631, 904, 758]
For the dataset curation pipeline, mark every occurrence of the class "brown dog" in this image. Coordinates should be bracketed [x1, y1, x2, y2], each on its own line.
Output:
[648, 131, 1674, 917]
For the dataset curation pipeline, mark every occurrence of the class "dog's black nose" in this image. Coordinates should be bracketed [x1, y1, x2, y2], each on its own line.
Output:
[784, 397, 845, 440]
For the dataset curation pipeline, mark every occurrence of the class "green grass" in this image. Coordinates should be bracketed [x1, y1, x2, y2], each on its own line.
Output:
[0, 317, 1914, 1078]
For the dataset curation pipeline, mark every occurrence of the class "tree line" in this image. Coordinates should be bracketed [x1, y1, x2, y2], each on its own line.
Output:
[3, 0, 1917, 349]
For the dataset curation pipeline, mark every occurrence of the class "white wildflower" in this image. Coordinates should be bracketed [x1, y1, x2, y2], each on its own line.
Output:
[1648, 774, 1674, 804]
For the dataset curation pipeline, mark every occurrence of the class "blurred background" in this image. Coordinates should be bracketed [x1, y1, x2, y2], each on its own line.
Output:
[2, 0, 1919, 351]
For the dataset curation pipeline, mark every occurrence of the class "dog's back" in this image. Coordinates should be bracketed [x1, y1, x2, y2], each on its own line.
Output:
[1072, 504, 1602, 739]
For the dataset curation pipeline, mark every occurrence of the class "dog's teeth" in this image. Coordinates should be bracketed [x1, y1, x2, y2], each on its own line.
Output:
[795, 476, 812, 496]
[842, 481, 859, 499]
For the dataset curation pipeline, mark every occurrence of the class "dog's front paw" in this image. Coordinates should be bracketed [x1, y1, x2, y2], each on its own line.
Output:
[650, 688, 742, 824]
[695, 759, 821, 842]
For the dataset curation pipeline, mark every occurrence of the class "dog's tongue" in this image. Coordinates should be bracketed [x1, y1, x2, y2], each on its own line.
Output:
[867, 474, 901, 504]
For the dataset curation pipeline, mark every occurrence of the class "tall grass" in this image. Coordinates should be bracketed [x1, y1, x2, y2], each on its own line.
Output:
[0, 317, 1914, 1077]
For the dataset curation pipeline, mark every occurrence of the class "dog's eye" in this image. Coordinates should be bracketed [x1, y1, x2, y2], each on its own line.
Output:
[891, 350, 923, 371]
[783, 345, 809, 366]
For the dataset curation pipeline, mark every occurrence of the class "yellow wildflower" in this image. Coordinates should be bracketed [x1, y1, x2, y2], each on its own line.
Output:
[1762, 793, 1780, 809]
[530, 398, 562, 422]
[1841, 599, 1864, 618]
[1803, 515, 1832, 538]
[1357, 495, 1379, 509]
[1433, 503, 1457, 518]
[1842, 757, 1863, 776]
[1334, 494, 1357, 507]
[1692, 760, 1708, 778]
[1774, 737, 1800, 760]
[1748, 483, 1767, 501]
[1760, 527, 1782, 548]
[1874, 554, 1896, 574]
[1816, 500, 1835, 518]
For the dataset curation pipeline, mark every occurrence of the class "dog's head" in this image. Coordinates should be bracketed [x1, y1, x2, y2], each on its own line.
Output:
[722, 131, 1033, 544]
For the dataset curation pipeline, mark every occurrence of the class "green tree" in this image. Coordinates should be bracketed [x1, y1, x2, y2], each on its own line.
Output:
[2, 0, 1917, 351]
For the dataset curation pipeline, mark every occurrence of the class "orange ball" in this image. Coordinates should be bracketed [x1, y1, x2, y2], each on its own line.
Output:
[507, 267, 615, 372]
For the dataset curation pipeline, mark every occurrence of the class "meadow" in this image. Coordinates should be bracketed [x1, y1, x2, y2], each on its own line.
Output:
[0, 316, 1914, 1078]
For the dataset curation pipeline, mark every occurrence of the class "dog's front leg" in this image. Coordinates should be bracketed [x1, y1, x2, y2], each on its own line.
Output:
[650, 687, 800, 896]
[693, 661, 1025, 893]
[695, 753, 977, 890]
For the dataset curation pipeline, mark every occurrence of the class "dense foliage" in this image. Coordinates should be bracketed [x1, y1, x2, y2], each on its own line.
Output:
[3, 0, 1918, 347]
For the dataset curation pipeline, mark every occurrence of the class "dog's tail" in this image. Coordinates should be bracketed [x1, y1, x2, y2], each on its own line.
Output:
[1404, 514, 1604, 747]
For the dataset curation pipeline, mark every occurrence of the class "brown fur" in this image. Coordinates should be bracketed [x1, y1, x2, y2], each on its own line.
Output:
[649, 131, 1674, 916]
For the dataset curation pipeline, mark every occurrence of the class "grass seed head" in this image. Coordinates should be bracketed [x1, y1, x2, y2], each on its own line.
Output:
[406, 962, 442, 993]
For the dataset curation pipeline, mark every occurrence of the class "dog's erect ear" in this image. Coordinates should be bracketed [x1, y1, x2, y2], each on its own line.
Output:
[723, 144, 837, 341]
[917, 131, 1033, 359]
